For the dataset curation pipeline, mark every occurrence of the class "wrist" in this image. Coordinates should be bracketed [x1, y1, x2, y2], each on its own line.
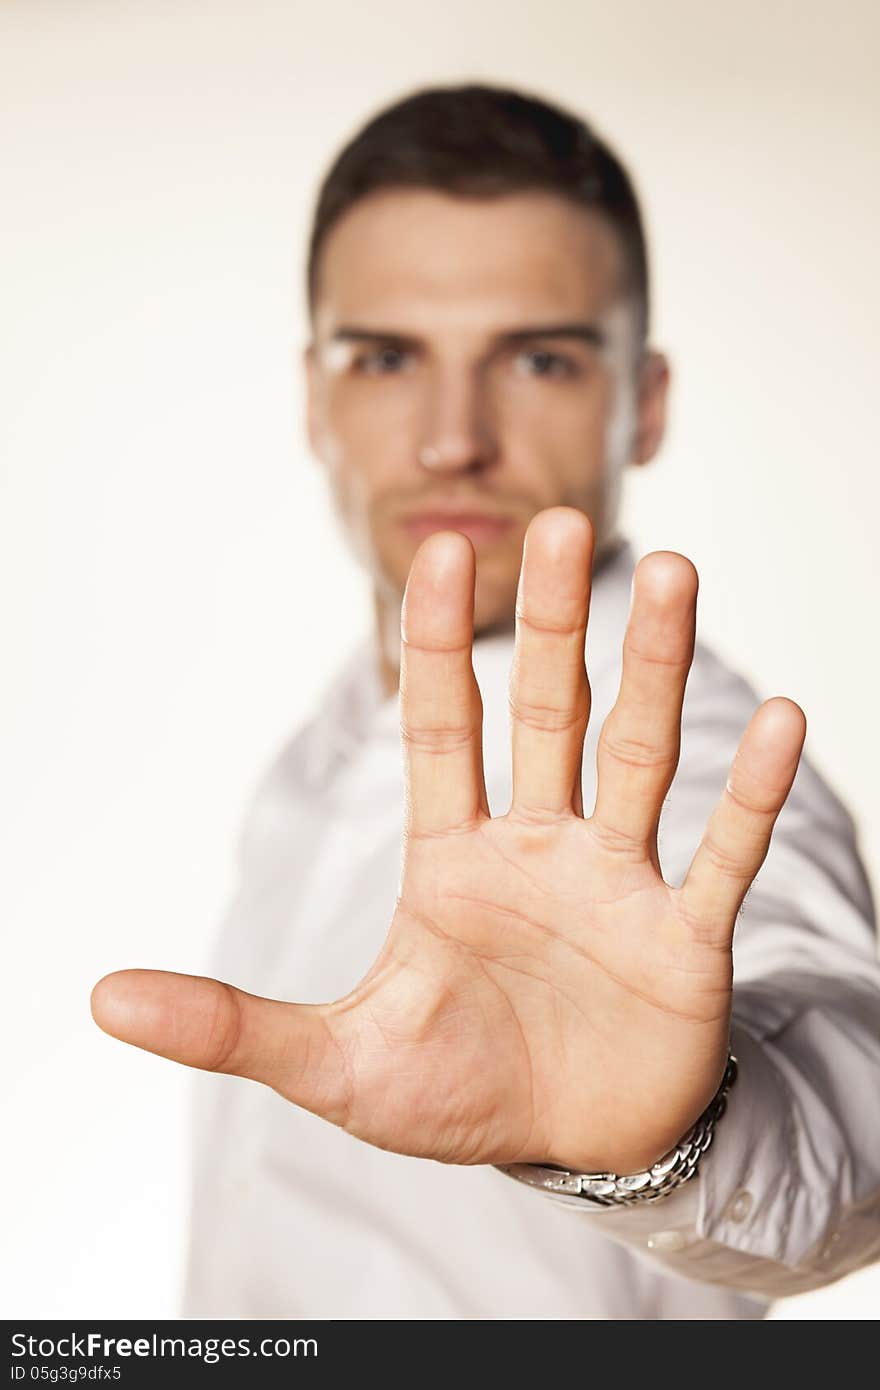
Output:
[542, 1053, 734, 1176]
[496, 1054, 738, 1208]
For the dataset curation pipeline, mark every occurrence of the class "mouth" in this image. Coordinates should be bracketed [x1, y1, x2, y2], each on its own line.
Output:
[399, 510, 517, 545]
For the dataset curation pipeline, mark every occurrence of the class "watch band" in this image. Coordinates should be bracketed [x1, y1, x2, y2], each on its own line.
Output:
[494, 1053, 738, 1208]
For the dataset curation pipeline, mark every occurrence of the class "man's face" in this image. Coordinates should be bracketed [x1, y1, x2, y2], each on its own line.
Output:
[306, 188, 667, 635]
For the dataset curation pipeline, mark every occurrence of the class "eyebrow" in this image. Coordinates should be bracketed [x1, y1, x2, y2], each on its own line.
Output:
[497, 323, 607, 350]
[328, 321, 607, 351]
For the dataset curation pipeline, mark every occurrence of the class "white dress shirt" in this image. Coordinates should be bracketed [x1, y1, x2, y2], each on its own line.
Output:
[182, 538, 880, 1320]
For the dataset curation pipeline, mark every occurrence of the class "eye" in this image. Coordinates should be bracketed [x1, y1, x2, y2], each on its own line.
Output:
[354, 345, 413, 375]
[513, 348, 577, 379]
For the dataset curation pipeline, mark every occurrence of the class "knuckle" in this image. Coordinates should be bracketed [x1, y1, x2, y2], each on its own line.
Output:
[400, 720, 478, 755]
[405, 816, 481, 840]
[624, 639, 691, 670]
[516, 610, 586, 639]
[673, 897, 730, 948]
[699, 833, 750, 880]
[599, 730, 677, 771]
[509, 692, 588, 735]
[506, 803, 575, 829]
[401, 636, 473, 657]
[586, 817, 647, 860]
[204, 982, 244, 1073]
[725, 779, 778, 819]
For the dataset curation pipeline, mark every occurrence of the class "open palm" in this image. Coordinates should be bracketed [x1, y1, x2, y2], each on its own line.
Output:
[92, 508, 805, 1176]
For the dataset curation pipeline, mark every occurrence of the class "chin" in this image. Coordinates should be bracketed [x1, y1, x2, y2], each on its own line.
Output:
[375, 536, 520, 630]
[473, 585, 518, 637]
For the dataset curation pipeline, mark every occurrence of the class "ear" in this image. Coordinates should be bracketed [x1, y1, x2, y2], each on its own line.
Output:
[631, 350, 670, 466]
[303, 342, 323, 460]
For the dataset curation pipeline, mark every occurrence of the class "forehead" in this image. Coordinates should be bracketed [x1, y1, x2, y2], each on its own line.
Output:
[312, 188, 626, 335]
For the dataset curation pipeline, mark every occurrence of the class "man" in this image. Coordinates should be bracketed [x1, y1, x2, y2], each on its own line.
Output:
[91, 85, 880, 1319]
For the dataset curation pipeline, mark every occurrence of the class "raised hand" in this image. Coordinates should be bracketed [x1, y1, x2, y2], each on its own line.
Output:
[91, 507, 806, 1175]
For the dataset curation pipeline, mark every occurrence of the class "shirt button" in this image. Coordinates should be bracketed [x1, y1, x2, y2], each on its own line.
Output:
[647, 1230, 687, 1253]
[727, 1189, 753, 1222]
[820, 1232, 841, 1261]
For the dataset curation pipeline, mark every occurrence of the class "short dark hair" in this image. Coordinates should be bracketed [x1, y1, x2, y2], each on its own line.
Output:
[307, 83, 650, 343]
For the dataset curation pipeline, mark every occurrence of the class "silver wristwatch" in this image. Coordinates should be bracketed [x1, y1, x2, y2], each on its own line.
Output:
[495, 1054, 738, 1208]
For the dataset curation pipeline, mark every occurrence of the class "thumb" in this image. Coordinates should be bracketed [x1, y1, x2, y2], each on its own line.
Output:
[90, 968, 350, 1120]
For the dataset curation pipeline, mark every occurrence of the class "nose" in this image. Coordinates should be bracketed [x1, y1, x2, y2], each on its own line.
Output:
[417, 365, 498, 475]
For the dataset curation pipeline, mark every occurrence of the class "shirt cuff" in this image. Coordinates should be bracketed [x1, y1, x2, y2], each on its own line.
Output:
[693, 1017, 801, 1262]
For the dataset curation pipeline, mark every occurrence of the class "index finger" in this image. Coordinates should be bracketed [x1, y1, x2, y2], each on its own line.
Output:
[399, 531, 489, 837]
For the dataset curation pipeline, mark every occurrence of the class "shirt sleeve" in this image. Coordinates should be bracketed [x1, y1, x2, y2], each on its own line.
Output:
[498, 645, 880, 1298]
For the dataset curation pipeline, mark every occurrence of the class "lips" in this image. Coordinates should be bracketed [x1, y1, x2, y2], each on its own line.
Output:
[400, 511, 516, 544]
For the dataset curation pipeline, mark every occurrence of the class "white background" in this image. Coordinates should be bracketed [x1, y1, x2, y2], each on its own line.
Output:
[2, 0, 878, 1320]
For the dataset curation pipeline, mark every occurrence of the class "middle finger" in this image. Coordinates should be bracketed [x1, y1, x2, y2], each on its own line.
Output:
[508, 507, 594, 821]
